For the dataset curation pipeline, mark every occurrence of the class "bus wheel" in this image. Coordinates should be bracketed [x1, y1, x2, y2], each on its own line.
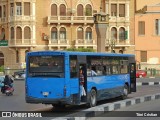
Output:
[121, 84, 128, 100]
[89, 89, 97, 107]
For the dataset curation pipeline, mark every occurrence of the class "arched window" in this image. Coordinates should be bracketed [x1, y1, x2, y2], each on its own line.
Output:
[111, 27, 117, 40]
[3, 5, 6, 17]
[60, 4, 66, 16]
[51, 27, 57, 40]
[85, 27, 92, 40]
[1, 28, 5, 40]
[24, 26, 31, 39]
[59, 27, 66, 39]
[85, 4, 92, 16]
[77, 4, 83, 16]
[16, 50, 19, 63]
[77, 27, 83, 39]
[16, 27, 22, 39]
[119, 27, 125, 40]
[0, 6, 2, 18]
[51, 4, 57, 16]
[119, 50, 123, 54]
[11, 27, 14, 39]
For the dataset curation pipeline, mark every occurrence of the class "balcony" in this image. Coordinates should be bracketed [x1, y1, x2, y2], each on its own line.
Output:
[0, 17, 7, 23]
[48, 39, 69, 46]
[109, 16, 129, 22]
[8, 16, 36, 22]
[47, 16, 94, 24]
[9, 0, 36, 2]
[9, 39, 36, 47]
[75, 39, 96, 47]
[105, 39, 132, 47]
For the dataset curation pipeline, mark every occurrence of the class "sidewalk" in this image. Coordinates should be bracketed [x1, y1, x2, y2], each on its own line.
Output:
[52, 93, 160, 120]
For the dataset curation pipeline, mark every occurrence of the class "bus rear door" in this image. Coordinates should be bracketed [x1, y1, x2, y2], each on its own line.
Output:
[77, 56, 87, 103]
[129, 63, 136, 92]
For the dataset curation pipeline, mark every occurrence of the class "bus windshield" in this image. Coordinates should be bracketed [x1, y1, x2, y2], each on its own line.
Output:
[28, 55, 64, 78]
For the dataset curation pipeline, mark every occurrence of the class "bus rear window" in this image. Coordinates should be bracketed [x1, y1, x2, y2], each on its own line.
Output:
[29, 55, 64, 77]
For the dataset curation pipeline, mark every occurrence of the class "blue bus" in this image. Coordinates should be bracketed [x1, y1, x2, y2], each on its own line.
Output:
[25, 51, 136, 107]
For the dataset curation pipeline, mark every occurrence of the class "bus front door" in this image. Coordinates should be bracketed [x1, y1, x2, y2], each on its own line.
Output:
[79, 63, 87, 102]
[130, 63, 136, 92]
[77, 56, 87, 103]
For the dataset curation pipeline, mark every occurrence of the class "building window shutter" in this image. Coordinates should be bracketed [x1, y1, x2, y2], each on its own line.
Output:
[141, 51, 147, 62]
[138, 21, 145, 35]
[24, 27, 31, 39]
[111, 4, 117, 16]
[24, 2, 30, 16]
[51, 4, 57, 16]
[77, 4, 83, 16]
[16, 27, 22, 39]
[77, 27, 83, 39]
[119, 4, 125, 17]
[60, 4, 66, 16]
[0, 6, 2, 17]
[11, 27, 14, 39]
[85, 4, 92, 16]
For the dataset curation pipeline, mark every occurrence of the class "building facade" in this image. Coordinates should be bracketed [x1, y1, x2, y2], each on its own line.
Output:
[0, 0, 134, 69]
[135, 0, 160, 11]
[135, 3, 160, 70]
[104, 0, 135, 54]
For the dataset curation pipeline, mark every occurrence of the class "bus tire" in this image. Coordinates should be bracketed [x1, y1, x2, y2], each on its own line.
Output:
[121, 84, 128, 100]
[89, 89, 97, 107]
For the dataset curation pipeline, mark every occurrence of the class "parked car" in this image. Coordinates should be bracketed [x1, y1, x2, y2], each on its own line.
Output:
[0, 76, 5, 87]
[136, 70, 147, 78]
[13, 69, 25, 79]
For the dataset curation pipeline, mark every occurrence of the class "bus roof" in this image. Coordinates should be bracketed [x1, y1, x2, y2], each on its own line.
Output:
[27, 51, 135, 57]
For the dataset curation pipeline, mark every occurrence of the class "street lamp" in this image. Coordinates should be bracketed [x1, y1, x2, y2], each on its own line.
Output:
[94, 7, 109, 53]
[109, 39, 116, 53]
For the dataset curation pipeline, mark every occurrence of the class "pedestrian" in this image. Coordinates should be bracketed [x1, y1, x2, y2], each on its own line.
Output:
[1, 75, 13, 94]
[79, 69, 86, 97]
[4, 75, 13, 87]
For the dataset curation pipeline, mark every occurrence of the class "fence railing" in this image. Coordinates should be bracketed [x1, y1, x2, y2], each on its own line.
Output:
[145, 69, 160, 78]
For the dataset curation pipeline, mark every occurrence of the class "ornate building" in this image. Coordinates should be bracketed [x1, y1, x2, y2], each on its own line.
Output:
[0, 0, 134, 69]
[104, 0, 135, 54]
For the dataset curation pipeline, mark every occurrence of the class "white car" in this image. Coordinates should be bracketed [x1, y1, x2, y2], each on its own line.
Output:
[21, 73, 26, 79]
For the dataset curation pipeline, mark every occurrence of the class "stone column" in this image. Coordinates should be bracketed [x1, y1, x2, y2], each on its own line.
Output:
[94, 10, 109, 52]
[95, 23, 107, 52]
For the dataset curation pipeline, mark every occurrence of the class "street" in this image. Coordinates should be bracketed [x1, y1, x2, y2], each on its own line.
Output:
[0, 78, 160, 120]
[0, 79, 160, 111]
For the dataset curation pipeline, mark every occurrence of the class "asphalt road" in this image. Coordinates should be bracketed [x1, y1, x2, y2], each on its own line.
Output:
[0, 80, 160, 111]
[0, 79, 160, 120]
[88, 99, 160, 120]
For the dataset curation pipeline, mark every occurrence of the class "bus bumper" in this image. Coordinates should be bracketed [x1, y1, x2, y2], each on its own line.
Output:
[25, 96, 72, 105]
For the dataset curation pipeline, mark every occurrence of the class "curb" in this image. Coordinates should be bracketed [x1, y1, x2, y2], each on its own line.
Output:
[136, 82, 160, 86]
[52, 93, 160, 120]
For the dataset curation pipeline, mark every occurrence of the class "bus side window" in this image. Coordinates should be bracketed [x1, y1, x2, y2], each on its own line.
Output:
[70, 56, 77, 78]
[106, 65, 111, 75]
[70, 65, 77, 78]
